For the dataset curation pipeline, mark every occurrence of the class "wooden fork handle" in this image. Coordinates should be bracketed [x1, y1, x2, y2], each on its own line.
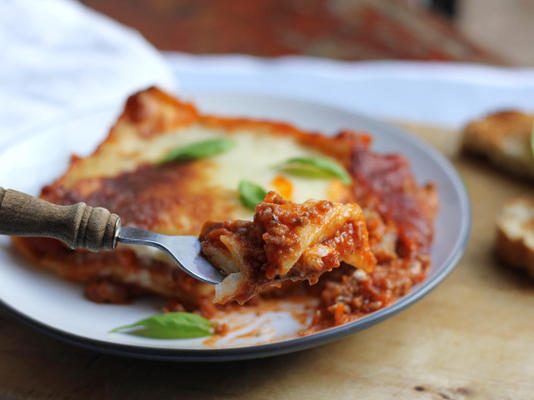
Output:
[0, 187, 120, 251]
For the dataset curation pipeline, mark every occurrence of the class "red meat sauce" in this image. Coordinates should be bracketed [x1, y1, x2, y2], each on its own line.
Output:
[305, 132, 438, 330]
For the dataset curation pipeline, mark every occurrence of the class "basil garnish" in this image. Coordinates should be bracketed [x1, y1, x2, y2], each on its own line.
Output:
[276, 156, 352, 185]
[238, 180, 267, 210]
[530, 122, 534, 159]
[109, 312, 214, 339]
[160, 138, 236, 164]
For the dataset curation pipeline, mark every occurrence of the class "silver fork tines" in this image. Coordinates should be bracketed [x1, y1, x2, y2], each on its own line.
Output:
[116, 226, 225, 284]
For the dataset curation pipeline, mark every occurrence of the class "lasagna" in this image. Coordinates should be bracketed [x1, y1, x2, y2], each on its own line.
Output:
[12, 87, 438, 330]
[200, 192, 376, 304]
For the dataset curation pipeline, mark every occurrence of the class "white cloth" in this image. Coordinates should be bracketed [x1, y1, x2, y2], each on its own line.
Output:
[165, 53, 534, 130]
[0, 0, 176, 144]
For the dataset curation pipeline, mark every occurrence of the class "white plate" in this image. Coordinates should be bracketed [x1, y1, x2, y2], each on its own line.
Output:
[0, 93, 470, 361]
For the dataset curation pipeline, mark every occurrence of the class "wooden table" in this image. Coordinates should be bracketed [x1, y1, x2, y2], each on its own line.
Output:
[2, 123, 533, 399]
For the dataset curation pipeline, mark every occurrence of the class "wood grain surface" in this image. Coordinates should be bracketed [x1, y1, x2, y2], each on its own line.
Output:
[0, 188, 120, 251]
[1, 123, 533, 399]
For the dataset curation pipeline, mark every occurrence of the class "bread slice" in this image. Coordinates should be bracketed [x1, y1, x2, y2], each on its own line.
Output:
[496, 197, 534, 277]
[462, 111, 534, 178]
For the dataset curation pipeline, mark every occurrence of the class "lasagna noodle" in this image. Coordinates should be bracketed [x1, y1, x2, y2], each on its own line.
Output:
[200, 192, 376, 304]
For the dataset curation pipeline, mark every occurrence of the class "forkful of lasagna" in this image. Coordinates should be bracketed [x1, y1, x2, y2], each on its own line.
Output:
[0, 187, 375, 304]
[200, 192, 375, 304]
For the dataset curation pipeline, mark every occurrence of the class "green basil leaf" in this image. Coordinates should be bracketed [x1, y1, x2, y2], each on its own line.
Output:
[530, 122, 534, 159]
[109, 312, 214, 339]
[238, 179, 267, 210]
[160, 138, 236, 164]
[276, 156, 352, 185]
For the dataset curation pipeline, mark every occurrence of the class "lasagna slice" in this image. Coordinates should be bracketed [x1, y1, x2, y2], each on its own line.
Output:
[12, 87, 359, 307]
[200, 192, 376, 304]
[11, 87, 438, 330]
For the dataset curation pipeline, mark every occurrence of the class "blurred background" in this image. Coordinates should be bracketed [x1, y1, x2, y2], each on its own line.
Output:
[4, 0, 534, 141]
[82, 0, 534, 66]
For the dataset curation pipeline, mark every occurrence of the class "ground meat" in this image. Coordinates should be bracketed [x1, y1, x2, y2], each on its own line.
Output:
[84, 279, 132, 304]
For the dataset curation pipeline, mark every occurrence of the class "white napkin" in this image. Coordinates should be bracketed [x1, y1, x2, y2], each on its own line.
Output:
[0, 0, 176, 144]
[165, 53, 534, 130]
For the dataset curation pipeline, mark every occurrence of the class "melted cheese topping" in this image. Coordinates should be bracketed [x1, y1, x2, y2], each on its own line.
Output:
[152, 126, 339, 211]
[208, 129, 337, 218]
[68, 124, 343, 213]
[113, 125, 346, 259]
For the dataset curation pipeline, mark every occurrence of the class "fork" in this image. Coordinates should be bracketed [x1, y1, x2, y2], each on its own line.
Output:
[0, 187, 225, 284]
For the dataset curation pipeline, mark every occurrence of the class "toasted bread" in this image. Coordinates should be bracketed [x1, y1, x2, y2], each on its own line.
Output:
[462, 111, 534, 178]
[496, 197, 534, 277]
